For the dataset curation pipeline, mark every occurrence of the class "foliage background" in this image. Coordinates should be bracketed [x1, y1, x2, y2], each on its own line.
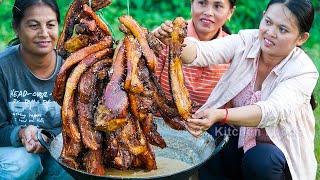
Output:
[0, 0, 319, 178]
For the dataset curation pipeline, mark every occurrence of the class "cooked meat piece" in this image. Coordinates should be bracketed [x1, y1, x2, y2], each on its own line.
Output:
[82, 4, 111, 36]
[77, 100, 103, 150]
[61, 130, 83, 169]
[137, 143, 157, 170]
[53, 36, 113, 106]
[62, 48, 113, 142]
[57, 0, 112, 58]
[77, 59, 112, 150]
[105, 132, 134, 170]
[78, 58, 112, 103]
[139, 60, 186, 130]
[83, 149, 105, 175]
[124, 35, 144, 93]
[64, 34, 90, 53]
[89, 0, 112, 11]
[116, 116, 147, 156]
[58, 2, 191, 172]
[95, 42, 128, 132]
[141, 113, 166, 148]
[130, 156, 144, 168]
[75, 18, 97, 35]
[169, 17, 192, 120]
[118, 15, 157, 72]
[57, 0, 82, 59]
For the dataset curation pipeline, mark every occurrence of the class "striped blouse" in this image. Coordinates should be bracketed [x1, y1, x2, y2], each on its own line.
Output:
[155, 20, 230, 106]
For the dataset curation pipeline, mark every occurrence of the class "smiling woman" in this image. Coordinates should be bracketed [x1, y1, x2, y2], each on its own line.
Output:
[153, 0, 236, 108]
[0, 0, 72, 179]
[12, 5, 60, 79]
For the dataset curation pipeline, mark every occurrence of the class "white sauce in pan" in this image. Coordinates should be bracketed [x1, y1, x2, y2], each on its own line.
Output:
[104, 157, 191, 178]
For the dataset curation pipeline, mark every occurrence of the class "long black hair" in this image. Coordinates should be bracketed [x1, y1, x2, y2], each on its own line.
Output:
[8, 0, 60, 46]
[222, 0, 237, 34]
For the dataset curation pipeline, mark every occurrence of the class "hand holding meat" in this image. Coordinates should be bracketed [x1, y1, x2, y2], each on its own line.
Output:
[153, 20, 173, 45]
[186, 108, 220, 138]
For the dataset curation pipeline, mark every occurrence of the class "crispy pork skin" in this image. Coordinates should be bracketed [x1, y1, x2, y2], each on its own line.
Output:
[168, 17, 192, 120]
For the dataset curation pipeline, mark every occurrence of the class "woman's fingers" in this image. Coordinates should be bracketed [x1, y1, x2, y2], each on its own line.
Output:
[154, 21, 172, 35]
[153, 20, 174, 45]
[164, 20, 173, 28]
[186, 118, 210, 138]
[22, 127, 45, 153]
[24, 139, 36, 153]
[24, 129, 32, 142]
[192, 110, 207, 119]
[187, 120, 201, 130]
[187, 118, 210, 130]
[161, 22, 173, 33]
[153, 28, 160, 37]
[23, 125, 38, 141]
[158, 28, 169, 37]
[187, 125, 204, 138]
[21, 138, 26, 146]
[33, 142, 46, 154]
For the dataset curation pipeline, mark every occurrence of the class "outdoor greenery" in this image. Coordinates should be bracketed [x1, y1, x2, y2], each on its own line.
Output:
[0, 0, 319, 178]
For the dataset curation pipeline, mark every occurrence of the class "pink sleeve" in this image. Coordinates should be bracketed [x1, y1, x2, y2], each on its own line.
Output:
[154, 44, 168, 78]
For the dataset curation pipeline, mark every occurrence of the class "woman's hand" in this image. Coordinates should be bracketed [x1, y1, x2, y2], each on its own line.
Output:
[19, 125, 47, 154]
[186, 108, 223, 138]
[153, 20, 173, 45]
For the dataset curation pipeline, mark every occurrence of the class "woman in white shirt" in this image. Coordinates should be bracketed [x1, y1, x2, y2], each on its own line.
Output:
[178, 0, 317, 179]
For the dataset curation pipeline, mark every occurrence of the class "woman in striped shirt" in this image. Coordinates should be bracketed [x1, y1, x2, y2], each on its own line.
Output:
[153, 0, 237, 179]
[153, 0, 236, 108]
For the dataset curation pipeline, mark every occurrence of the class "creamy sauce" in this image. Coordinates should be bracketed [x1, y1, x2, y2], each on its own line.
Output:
[104, 157, 191, 178]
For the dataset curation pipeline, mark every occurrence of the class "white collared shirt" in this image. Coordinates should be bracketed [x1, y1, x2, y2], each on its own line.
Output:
[188, 29, 318, 180]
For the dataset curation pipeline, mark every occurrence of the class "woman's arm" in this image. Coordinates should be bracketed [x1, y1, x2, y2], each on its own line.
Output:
[181, 38, 198, 64]
[256, 70, 317, 128]
[223, 105, 262, 126]
[0, 73, 18, 147]
[187, 60, 318, 137]
[187, 105, 262, 137]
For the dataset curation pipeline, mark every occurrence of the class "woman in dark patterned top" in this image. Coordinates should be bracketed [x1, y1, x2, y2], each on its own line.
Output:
[0, 0, 72, 179]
